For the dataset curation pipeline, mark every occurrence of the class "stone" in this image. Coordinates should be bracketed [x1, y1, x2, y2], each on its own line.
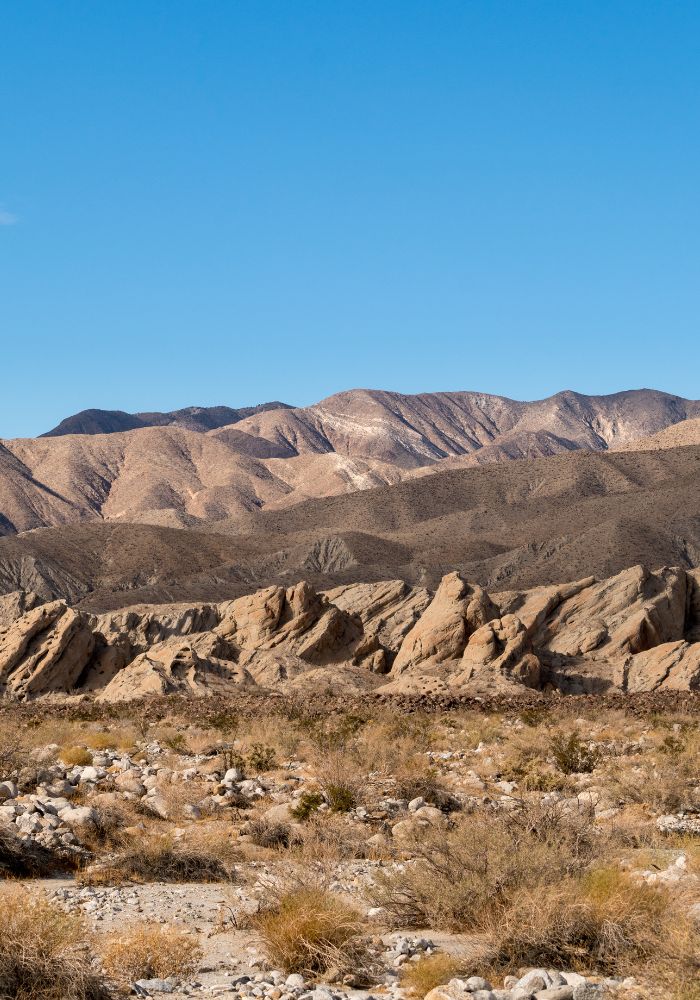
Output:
[515, 972, 554, 993]
[134, 980, 176, 994]
[56, 805, 97, 829]
[572, 987, 604, 1000]
[393, 572, 499, 674]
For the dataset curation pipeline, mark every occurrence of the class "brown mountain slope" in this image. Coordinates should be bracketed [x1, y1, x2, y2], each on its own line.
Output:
[228, 387, 700, 465]
[1, 388, 699, 535]
[0, 443, 698, 611]
[614, 416, 700, 452]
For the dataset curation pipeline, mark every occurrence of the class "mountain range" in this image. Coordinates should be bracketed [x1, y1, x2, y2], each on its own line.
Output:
[0, 386, 699, 615]
[2, 388, 699, 536]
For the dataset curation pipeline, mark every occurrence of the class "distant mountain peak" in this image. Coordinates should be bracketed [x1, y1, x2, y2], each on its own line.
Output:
[40, 402, 293, 437]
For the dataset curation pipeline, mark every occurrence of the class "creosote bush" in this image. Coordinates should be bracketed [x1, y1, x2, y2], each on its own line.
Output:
[100, 922, 201, 983]
[290, 790, 324, 821]
[550, 732, 600, 775]
[247, 743, 278, 772]
[252, 886, 370, 979]
[0, 885, 116, 1000]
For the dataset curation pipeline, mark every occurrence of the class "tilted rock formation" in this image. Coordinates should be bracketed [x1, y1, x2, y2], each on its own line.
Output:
[0, 601, 95, 697]
[392, 572, 499, 674]
[96, 632, 250, 702]
[0, 564, 699, 701]
[0, 589, 43, 628]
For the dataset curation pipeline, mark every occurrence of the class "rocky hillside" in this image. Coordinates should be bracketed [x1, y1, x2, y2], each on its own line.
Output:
[1, 562, 699, 702]
[1, 388, 698, 534]
[0, 443, 698, 612]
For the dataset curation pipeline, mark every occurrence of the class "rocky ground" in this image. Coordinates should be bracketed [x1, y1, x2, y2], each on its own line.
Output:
[0, 696, 698, 998]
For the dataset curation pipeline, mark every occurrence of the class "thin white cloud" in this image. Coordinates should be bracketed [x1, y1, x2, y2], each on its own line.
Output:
[0, 208, 18, 226]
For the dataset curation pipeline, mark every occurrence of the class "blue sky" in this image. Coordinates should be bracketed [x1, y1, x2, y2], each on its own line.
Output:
[1, 1, 698, 437]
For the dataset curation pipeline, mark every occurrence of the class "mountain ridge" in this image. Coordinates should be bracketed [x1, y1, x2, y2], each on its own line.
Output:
[1, 387, 697, 536]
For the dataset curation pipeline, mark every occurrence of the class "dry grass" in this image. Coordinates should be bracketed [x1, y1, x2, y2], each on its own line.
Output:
[59, 746, 94, 766]
[100, 922, 201, 983]
[252, 885, 371, 979]
[290, 813, 371, 865]
[0, 885, 116, 999]
[83, 729, 136, 752]
[400, 954, 470, 996]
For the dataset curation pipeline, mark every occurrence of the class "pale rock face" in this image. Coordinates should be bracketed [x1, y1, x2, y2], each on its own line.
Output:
[0, 601, 95, 697]
[535, 565, 687, 658]
[2, 562, 700, 702]
[96, 632, 248, 702]
[325, 580, 431, 653]
[627, 640, 700, 692]
[392, 572, 499, 674]
[452, 615, 540, 690]
[0, 589, 43, 628]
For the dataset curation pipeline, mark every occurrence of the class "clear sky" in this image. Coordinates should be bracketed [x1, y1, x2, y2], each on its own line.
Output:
[1, 1, 698, 437]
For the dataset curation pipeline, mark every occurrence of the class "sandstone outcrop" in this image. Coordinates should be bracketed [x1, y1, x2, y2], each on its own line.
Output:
[0, 601, 95, 697]
[392, 573, 499, 674]
[1, 564, 700, 701]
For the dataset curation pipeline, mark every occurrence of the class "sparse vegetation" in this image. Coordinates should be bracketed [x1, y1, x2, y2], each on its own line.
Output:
[100, 921, 201, 983]
[0, 885, 115, 999]
[59, 746, 94, 767]
[79, 836, 232, 885]
[252, 886, 370, 978]
[1, 696, 698, 997]
[400, 954, 469, 996]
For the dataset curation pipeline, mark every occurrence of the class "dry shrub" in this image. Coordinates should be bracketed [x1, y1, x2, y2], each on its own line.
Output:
[0, 884, 115, 999]
[75, 802, 140, 852]
[252, 885, 370, 979]
[248, 819, 292, 849]
[372, 800, 595, 930]
[151, 776, 211, 821]
[491, 867, 699, 981]
[293, 813, 370, 863]
[181, 821, 242, 866]
[60, 746, 94, 766]
[550, 732, 600, 774]
[79, 835, 231, 885]
[83, 729, 136, 752]
[317, 753, 362, 812]
[605, 748, 700, 815]
[100, 922, 201, 983]
[394, 762, 460, 811]
[400, 953, 469, 997]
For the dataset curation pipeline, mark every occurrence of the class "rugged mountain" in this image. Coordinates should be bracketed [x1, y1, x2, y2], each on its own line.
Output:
[2, 388, 699, 535]
[0, 444, 698, 612]
[1, 564, 698, 701]
[230, 387, 700, 467]
[615, 416, 700, 452]
[40, 402, 292, 438]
